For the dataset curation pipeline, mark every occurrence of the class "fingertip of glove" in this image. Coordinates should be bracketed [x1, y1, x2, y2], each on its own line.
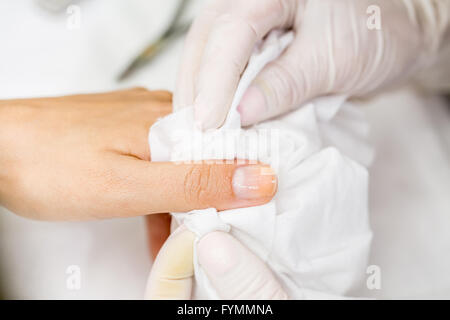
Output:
[198, 231, 240, 276]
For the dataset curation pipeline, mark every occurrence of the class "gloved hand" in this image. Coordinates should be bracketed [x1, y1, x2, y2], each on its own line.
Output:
[144, 226, 288, 300]
[175, 0, 450, 129]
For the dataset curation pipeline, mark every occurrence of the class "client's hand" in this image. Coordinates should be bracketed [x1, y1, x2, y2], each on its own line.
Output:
[145, 226, 288, 300]
[0, 88, 276, 221]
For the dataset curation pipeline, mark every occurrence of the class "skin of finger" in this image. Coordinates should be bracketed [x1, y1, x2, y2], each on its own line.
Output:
[0, 89, 276, 221]
[198, 231, 288, 300]
[146, 213, 172, 261]
[193, 17, 258, 129]
[145, 227, 195, 300]
[0, 88, 172, 220]
[104, 158, 276, 218]
[192, 0, 298, 129]
[170, 216, 180, 233]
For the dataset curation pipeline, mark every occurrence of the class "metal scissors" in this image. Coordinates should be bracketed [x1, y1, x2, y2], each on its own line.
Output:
[118, 0, 191, 81]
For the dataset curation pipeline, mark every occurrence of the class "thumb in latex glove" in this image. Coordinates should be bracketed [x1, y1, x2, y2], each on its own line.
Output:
[175, 0, 450, 128]
[144, 228, 287, 300]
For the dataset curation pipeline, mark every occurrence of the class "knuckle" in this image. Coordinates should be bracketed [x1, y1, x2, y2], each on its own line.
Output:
[183, 164, 232, 207]
[214, 13, 258, 40]
[5, 168, 47, 220]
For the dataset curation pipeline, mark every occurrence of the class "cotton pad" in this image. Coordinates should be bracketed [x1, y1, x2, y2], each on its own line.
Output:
[149, 31, 373, 299]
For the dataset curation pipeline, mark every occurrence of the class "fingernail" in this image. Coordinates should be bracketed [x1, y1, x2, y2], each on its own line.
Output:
[198, 232, 241, 276]
[232, 165, 277, 200]
[237, 86, 267, 126]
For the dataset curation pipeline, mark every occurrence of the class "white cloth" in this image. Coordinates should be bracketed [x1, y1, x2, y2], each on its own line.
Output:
[151, 31, 374, 299]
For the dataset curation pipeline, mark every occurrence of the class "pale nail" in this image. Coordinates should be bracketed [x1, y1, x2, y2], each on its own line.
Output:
[232, 165, 277, 200]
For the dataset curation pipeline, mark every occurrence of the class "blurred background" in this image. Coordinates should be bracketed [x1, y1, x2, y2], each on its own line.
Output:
[0, 0, 449, 299]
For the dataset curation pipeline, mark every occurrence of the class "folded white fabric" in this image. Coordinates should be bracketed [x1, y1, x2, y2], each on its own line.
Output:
[149, 31, 373, 299]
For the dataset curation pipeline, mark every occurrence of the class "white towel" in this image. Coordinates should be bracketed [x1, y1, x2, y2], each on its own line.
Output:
[149, 31, 373, 299]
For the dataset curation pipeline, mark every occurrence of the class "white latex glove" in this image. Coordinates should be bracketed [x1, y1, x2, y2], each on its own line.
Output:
[144, 226, 288, 300]
[175, 0, 450, 129]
